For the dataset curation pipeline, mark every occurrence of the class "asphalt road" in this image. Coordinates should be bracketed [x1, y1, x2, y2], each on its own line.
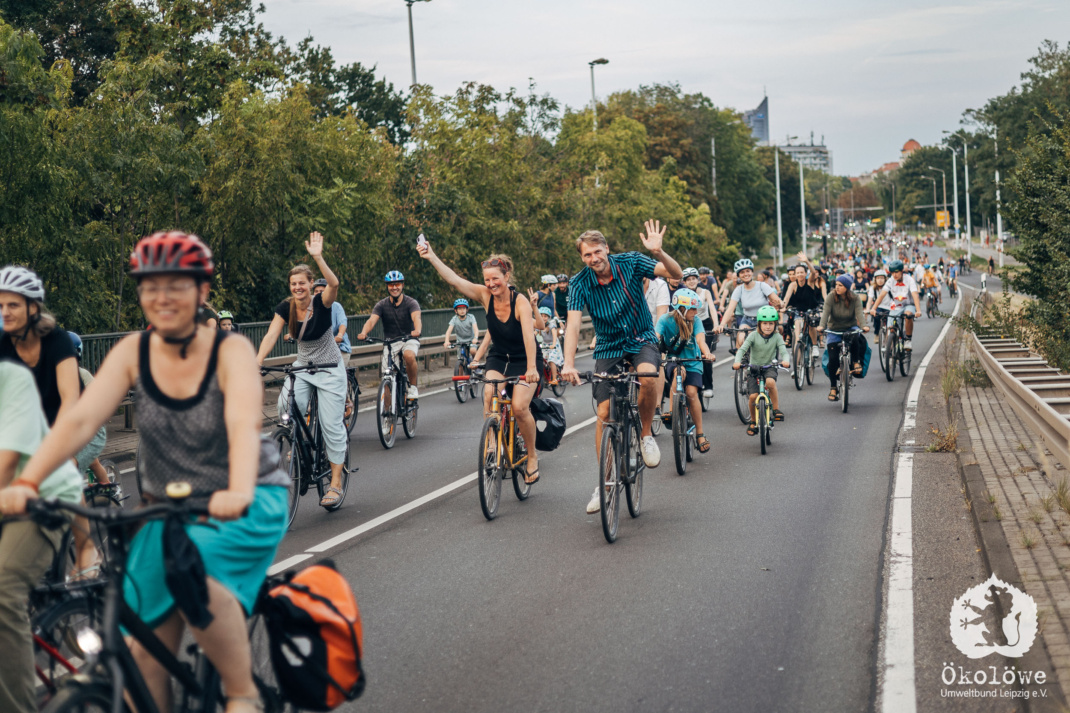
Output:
[228, 253, 978, 713]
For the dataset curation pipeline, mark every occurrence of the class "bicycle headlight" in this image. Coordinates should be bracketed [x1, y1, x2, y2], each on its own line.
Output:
[76, 626, 103, 656]
[280, 411, 291, 424]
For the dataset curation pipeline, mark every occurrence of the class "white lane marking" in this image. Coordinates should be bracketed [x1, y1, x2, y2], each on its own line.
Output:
[267, 553, 314, 575]
[901, 296, 961, 444]
[119, 467, 135, 474]
[292, 415, 600, 559]
[883, 452, 916, 713]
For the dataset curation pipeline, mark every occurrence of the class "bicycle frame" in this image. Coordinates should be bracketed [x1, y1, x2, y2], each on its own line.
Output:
[488, 384, 526, 472]
[279, 371, 328, 481]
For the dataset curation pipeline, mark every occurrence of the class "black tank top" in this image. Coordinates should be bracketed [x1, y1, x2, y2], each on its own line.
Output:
[788, 282, 821, 311]
[487, 289, 527, 361]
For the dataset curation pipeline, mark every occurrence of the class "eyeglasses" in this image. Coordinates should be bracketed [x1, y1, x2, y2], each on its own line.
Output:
[137, 282, 197, 300]
[482, 258, 507, 270]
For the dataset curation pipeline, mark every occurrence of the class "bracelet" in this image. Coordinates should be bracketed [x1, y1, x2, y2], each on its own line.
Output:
[11, 478, 39, 493]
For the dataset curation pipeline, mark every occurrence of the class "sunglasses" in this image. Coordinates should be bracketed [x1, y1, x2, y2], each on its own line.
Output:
[482, 258, 507, 270]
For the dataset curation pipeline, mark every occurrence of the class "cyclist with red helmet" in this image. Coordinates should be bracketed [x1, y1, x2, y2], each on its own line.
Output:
[2, 231, 289, 713]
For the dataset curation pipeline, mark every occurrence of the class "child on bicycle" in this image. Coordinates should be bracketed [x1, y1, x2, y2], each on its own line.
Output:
[444, 298, 480, 354]
[733, 306, 789, 436]
[655, 289, 714, 454]
[536, 306, 564, 383]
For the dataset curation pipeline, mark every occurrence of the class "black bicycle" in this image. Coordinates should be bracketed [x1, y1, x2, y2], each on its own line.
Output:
[825, 329, 863, 414]
[363, 336, 419, 449]
[787, 309, 820, 391]
[925, 287, 938, 319]
[583, 370, 657, 543]
[343, 366, 361, 434]
[263, 362, 351, 529]
[882, 307, 913, 381]
[451, 341, 482, 404]
[725, 327, 752, 424]
[662, 357, 706, 475]
[28, 486, 286, 713]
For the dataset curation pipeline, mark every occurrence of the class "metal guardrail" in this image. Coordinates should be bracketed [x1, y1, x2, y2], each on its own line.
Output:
[971, 328, 1070, 473]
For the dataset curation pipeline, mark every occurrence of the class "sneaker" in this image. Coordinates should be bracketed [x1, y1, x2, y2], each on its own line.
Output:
[904, 339, 913, 351]
[702, 388, 714, 399]
[407, 385, 419, 400]
[641, 436, 661, 468]
[586, 489, 600, 514]
[811, 346, 820, 359]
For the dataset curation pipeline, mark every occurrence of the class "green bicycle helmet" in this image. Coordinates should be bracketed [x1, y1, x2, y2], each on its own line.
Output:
[217, 310, 234, 321]
[756, 306, 779, 322]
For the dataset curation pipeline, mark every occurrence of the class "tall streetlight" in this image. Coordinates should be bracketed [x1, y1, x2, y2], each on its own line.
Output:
[994, 127, 1005, 268]
[926, 166, 947, 239]
[924, 176, 938, 231]
[588, 58, 609, 133]
[773, 136, 797, 270]
[404, 0, 431, 87]
[942, 131, 962, 249]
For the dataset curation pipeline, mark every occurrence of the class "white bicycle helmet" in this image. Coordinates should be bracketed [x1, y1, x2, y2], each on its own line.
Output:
[734, 258, 754, 273]
[0, 266, 45, 302]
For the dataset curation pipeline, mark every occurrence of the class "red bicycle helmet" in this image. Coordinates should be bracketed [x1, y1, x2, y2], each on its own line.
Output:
[129, 231, 214, 278]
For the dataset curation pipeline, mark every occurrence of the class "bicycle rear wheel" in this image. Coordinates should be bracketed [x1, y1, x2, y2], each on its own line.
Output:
[376, 377, 397, 449]
[672, 393, 687, 475]
[403, 399, 418, 439]
[454, 361, 470, 403]
[734, 366, 749, 424]
[758, 399, 768, 455]
[478, 417, 502, 520]
[512, 434, 532, 501]
[805, 338, 816, 385]
[884, 329, 896, 382]
[900, 341, 911, 377]
[343, 370, 359, 434]
[793, 342, 805, 390]
[598, 426, 621, 543]
[134, 441, 145, 500]
[625, 419, 643, 518]
[274, 429, 300, 529]
[841, 351, 851, 414]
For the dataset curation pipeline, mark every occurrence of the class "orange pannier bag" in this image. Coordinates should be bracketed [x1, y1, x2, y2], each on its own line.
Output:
[262, 560, 365, 710]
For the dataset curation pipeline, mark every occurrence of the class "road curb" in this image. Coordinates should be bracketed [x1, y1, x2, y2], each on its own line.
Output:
[950, 362, 1065, 710]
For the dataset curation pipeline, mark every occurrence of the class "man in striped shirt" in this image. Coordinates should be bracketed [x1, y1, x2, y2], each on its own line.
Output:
[562, 220, 683, 514]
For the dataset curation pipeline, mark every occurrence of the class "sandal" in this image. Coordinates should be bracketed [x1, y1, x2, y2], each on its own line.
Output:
[226, 695, 264, 713]
[320, 486, 343, 507]
[746, 421, 758, 437]
[851, 362, 863, 375]
[696, 435, 711, 453]
[524, 469, 540, 485]
[773, 409, 785, 422]
[828, 388, 839, 401]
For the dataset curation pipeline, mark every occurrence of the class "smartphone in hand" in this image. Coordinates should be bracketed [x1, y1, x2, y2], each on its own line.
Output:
[417, 233, 428, 249]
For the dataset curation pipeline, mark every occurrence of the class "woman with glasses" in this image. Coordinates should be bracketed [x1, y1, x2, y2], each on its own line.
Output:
[418, 242, 544, 484]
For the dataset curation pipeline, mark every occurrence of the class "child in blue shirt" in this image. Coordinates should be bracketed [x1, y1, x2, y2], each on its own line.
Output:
[655, 289, 714, 454]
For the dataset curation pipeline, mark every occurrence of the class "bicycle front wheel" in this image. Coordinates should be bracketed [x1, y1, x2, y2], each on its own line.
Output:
[734, 367, 749, 424]
[598, 426, 622, 543]
[478, 417, 502, 520]
[454, 361, 470, 403]
[41, 679, 116, 713]
[841, 352, 851, 414]
[403, 399, 418, 439]
[34, 595, 99, 706]
[793, 342, 805, 390]
[376, 377, 397, 449]
[274, 429, 301, 529]
[758, 399, 768, 455]
[884, 330, 896, 382]
[672, 393, 687, 475]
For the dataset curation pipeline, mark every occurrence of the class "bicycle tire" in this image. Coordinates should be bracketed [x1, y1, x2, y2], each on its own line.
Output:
[83, 488, 123, 565]
[758, 399, 768, 455]
[841, 351, 851, 414]
[700, 387, 711, 412]
[343, 371, 359, 434]
[805, 338, 816, 385]
[551, 379, 567, 397]
[512, 435, 532, 501]
[625, 418, 643, 518]
[477, 417, 502, 520]
[454, 361, 470, 403]
[793, 342, 804, 390]
[403, 399, 418, 439]
[599, 425, 621, 542]
[376, 377, 397, 449]
[274, 429, 300, 529]
[672, 392, 687, 475]
[900, 345, 911, 377]
[734, 366, 749, 424]
[651, 401, 663, 437]
[134, 441, 145, 500]
[41, 679, 117, 713]
[884, 329, 896, 382]
[33, 595, 97, 705]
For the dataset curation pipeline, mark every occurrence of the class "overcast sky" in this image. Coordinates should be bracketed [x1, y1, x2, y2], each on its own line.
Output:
[259, 0, 1069, 176]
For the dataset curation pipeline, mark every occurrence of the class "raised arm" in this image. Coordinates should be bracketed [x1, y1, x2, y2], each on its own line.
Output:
[641, 219, 683, 280]
[306, 232, 339, 307]
[416, 238, 486, 304]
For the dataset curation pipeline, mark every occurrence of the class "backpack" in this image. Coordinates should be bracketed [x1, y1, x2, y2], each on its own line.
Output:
[261, 560, 365, 711]
[530, 397, 566, 451]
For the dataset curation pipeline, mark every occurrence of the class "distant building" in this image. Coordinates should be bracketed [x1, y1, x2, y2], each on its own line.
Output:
[781, 139, 832, 174]
[900, 139, 921, 162]
[743, 96, 769, 146]
[856, 161, 901, 185]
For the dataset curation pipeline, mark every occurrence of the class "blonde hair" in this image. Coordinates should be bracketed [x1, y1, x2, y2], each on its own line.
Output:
[483, 254, 514, 281]
[671, 309, 694, 343]
[287, 264, 316, 337]
[575, 230, 608, 254]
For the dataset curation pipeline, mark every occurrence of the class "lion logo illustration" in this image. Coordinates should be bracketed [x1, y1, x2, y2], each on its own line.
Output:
[950, 575, 1037, 659]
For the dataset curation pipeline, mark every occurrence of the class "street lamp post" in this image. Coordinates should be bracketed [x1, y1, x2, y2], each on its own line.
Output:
[927, 166, 947, 239]
[588, 58, 608, 133]
[404, 0, 431, 87]
[942, 132, 962, 248]
[799, 158, 807, 256]
[924, 176, 938, 231]
[994, 127, 1005, 268]
[964, 141, 972, 262]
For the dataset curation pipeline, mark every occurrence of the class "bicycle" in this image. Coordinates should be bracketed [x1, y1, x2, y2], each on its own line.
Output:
[745, 363, 788, 454]
[263, 362, 351, 530]
[582, 370, 657, 543]
[826, 329, 863, 414]
[724, 327, 752, 424]
[343, 366, 361, 434]
[882, 308, 913, 381]
[662, 357, 706, 475]
[787, 309, 820, 391]
[363, 336, 419, 449]
[541, 355, 567, 397]
[925, 287, 938, 319]
[455, 373, 534, 520]
[27, 486, 286, 713]
[450, 341, 482, 403]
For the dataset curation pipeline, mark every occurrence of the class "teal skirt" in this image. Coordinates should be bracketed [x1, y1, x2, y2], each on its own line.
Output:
[123, 485, 288, 628]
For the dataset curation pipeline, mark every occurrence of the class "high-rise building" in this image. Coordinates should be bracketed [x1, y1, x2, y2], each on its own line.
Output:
[780, 138, 832, 174]
[743, 96, 769, 146]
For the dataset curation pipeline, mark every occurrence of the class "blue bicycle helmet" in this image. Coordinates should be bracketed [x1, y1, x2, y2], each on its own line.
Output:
[538, 306, 554, 318]
[453, 298, 469, 309]
[734, 258, 754, 273]
[69, 331, 83, 359]
[671, 288, 702, 311]
[384, 270, 405, 283]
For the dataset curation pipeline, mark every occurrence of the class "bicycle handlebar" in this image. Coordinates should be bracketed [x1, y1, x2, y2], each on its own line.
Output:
[28, 485, 211, 527]
[261, 362, 338, 376]
[579, 371, 659, 384]
[359, 336, 414, 345]
[455, 374, 528, 385]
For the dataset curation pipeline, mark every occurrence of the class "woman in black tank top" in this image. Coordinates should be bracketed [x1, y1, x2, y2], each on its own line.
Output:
[418, 240, 544, 484]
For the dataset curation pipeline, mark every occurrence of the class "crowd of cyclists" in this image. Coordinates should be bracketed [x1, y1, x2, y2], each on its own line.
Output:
[0, 222, 964, 711]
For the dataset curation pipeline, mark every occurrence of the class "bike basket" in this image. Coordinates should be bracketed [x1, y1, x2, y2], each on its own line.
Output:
[262, 560, 365, 711]
[531, 397, 566, 451]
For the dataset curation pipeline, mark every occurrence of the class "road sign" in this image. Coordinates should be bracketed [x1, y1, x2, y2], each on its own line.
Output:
[936, 211, 950, 228]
